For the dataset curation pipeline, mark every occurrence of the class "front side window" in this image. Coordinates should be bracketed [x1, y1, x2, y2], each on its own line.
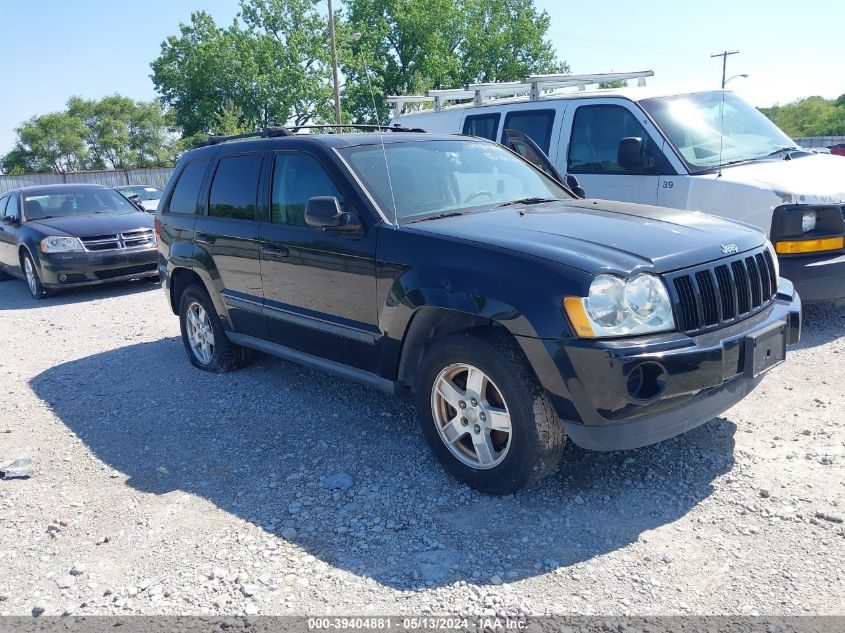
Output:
[0, 196, 9, 218]
[338, 139, 571, 223]
[640, 92, 799, 171]
[271, 154, 344, 226]
[500, 109, 556, 154]
[5, 195, 19, 220]
[463, 113, 501, 141]
[168, 159, 209, 214]
[568, 104, 666, 175]
[208, 154, 263, 221]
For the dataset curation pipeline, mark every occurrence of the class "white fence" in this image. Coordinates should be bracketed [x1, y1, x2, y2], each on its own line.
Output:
[0, 167, 176, 194]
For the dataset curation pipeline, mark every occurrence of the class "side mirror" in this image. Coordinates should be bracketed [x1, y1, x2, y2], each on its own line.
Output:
[617, 136, 645, 170]
[565, 174, 586, 199]
[304, 196, 359, 232]
[1, 215, 17, 225]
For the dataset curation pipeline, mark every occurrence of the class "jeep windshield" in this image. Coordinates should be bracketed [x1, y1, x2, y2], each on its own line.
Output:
[640, 92, 800, 172]
[337, 139, 571, 223]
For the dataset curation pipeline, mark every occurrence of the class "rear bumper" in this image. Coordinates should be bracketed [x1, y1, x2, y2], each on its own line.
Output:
[779, 251, 845, 302]
[544, 280, 801, 451]
[38, 248, 158, 288]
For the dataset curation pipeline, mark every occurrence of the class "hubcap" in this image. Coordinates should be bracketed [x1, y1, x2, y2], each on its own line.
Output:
[186, 302, 215, 365]
[24, 258, 37, 296]
[431, 363, 512, 469]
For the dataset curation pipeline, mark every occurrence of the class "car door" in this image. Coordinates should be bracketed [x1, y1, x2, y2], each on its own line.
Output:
[0, 194, 21, 270]
[193, 152, 267, 338]
[257, 150, 379, 372]
[562, 100, 675, 204]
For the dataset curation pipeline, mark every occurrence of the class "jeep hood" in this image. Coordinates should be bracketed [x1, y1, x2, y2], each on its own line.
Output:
[711, 154, 845, 204]
[407, 199, 766, 275]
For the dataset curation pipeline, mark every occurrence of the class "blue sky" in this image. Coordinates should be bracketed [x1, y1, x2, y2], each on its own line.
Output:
[1, 0, 842, 156]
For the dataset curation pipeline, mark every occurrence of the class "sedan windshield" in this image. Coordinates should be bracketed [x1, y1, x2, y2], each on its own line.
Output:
[640, 92, 799, 171]
[23, 188, 139, 221]
[337, 139, 571, 223]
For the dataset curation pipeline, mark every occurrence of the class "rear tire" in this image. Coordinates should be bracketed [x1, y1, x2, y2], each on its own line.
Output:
[415, 329, 565, 494]
[178, 284, 249, 373]
[21, 252, 48, 300]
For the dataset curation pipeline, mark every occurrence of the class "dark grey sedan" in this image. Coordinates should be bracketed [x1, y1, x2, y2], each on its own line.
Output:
[0, 184, 158, 299]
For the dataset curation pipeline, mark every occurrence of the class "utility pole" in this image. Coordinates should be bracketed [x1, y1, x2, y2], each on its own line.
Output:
[711, 50, 739, 89]
[327, 0, 342, 125]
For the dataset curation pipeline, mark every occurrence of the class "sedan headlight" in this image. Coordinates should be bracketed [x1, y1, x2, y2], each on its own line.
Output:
[564, 274, 675, 338]
[801, 210, 817, 233]
[40, 236, 85, 253]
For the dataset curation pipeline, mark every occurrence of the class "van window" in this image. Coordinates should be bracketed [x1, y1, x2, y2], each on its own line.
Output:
[168, 159, 209, 214]
[208, 154, 263, 221]
[271, 154, 344, 226]
[463, 113, 501, 141]
[568, 105, 668, 175]
[500, 110, 555, 154]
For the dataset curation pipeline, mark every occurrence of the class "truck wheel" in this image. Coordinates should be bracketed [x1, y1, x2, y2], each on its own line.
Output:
[416, 329, 565, 494]
[22, 252, 48, 299]
[178, 284, 249, 373]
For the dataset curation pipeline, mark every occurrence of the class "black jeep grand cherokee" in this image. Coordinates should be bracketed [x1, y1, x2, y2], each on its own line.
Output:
[156, 128, 801, 494]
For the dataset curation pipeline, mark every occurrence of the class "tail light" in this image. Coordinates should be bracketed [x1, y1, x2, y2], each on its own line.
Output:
[154, 218, 161, 238]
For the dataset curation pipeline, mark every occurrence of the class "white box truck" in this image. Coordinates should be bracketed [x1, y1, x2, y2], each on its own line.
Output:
[389, 72, 845, 302]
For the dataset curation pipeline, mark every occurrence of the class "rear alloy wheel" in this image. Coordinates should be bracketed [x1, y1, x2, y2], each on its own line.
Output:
[416, 329, 565, 494]
[22, 252, 47, 300]
[178, 284, 250, 373]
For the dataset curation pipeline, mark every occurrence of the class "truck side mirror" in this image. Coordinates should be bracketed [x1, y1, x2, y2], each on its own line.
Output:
[566, 174, 586, 199]
[618, 137, 645, 170]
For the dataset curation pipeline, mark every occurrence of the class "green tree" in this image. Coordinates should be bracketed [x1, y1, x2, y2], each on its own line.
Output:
[1, 97, 177, 174]
[151, 1, 335, 139]
[760, 96, 845, 137]
[343, 0, 567, 123]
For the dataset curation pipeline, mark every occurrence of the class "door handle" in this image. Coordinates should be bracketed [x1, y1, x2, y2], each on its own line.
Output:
[261, 244, 289, 259]
[195, 232, 216, 245]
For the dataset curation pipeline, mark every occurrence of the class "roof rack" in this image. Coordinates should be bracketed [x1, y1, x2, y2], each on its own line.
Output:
[196, 124, 423, 147]
[386, 70, 653, 117]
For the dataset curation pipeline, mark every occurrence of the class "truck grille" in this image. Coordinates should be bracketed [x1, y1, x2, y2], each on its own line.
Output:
[666, 247, 778, 335]
[80, 229, 155, 251]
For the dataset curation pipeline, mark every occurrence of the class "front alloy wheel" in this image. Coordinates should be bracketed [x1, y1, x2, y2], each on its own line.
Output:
[431, 363, 512, 469]
[22, 253, 47, 299]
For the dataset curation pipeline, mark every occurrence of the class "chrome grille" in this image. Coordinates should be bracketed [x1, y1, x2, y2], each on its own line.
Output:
[80, 229, 155, 252]
[667, 247, 778, 335]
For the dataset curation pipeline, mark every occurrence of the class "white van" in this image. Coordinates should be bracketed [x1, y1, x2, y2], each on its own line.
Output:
[390, 75, 845, 302]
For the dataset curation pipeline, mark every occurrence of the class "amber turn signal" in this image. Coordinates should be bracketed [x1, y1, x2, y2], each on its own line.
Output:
[775, 236, 844, 255]
[563, 297, 596, 338]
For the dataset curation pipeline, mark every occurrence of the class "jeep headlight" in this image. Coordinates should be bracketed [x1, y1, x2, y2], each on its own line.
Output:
[564, 274, 675, 338]
[40, 236, 84, 253]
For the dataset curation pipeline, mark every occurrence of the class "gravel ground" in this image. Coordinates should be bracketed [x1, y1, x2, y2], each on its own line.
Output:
[0, 277, 842, 618]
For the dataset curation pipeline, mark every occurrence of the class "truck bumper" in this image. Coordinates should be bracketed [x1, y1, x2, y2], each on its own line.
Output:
[38, 248, 158, 288]
[779, 251, 845, 303]
[545, 281, 801, 451]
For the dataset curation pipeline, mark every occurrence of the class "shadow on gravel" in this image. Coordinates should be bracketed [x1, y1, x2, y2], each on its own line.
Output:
[792, 300, 845, 351]
[31, 337, 736, 589]
[0, 277, 159, 311]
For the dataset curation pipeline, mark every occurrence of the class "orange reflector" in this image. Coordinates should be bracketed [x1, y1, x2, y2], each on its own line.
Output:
[776, 237, 844, 254]
[563, 297, 596, 338]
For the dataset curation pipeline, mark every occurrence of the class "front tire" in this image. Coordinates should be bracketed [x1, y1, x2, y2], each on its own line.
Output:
[416, 329, 565, 494]
[21, 252, 47, 300]
[178, 284, 249, 373]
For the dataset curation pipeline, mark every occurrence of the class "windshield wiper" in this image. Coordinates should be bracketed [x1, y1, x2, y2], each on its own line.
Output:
[408, 211, 467, 223]
[496, 197, 558, 208]
[766, 146, 802, 158]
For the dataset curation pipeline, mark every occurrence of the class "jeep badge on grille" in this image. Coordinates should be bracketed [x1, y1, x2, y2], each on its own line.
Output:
[721, 243, 739, 255]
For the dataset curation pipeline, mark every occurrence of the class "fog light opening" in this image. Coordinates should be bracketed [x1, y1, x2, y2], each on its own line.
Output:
[627, 362, 667, 401]
[58, 274, 68, 282]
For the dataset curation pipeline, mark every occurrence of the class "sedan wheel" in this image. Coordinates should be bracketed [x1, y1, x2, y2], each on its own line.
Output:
[431, 363, 512, 469]
[22, 253, 47, 299]
[185, 301, 215, 365]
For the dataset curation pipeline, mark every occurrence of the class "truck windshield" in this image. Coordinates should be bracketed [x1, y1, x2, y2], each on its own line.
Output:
[640, 92, 799, 172]
[337, 139, 571, 223]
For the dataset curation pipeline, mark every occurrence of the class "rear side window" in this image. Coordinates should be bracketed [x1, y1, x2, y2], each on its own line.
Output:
[208, 154, 263, 221]
[271, 154, 344, 226]
[500, 109, 555, 154]
[168, 159, 209, 214]
[568, 104, 669, 175]
[463, 113, 500, 141]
